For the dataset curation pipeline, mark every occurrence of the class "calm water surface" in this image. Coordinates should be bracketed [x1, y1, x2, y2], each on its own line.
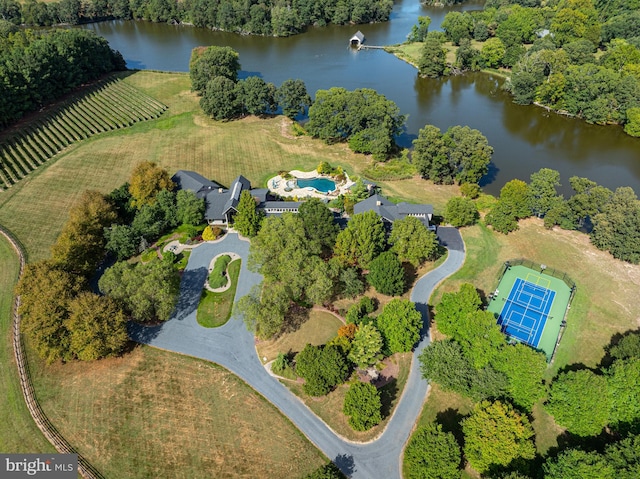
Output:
[83, 0, 640, 195]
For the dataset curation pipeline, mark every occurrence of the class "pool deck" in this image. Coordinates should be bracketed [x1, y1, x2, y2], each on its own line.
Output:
[268, 169, 355, 199]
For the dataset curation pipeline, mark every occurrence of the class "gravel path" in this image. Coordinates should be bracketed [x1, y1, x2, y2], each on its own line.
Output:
[129, 228, 465, 478]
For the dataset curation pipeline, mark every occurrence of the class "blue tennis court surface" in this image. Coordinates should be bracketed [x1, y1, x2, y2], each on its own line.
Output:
[497, 278, 556, 348]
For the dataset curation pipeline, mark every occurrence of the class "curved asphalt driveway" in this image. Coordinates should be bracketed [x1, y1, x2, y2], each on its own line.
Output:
[129, 228, 465, 479]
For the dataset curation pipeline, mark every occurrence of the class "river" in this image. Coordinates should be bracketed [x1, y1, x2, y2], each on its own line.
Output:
[83, 0, 640, 196]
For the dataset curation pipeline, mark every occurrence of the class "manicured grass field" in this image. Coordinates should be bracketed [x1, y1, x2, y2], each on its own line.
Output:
[197, 259, 241, 328]
[25, 343, 327, 478]
[0, 235, 53, 453]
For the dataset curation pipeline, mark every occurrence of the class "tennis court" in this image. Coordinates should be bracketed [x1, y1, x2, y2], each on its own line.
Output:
[498, 278, 556, 348]
[487, 263, 574, 360]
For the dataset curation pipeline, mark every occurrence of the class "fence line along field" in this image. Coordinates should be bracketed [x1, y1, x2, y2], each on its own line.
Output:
[0, 74, 167, 190]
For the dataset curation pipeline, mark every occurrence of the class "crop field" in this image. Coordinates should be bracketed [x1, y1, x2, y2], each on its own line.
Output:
[0, 74, 167, 190]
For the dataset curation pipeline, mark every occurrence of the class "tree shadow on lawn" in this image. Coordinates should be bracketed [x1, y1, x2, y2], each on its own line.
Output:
[279, 303, 311, 335]
[436, 408, 467, 448]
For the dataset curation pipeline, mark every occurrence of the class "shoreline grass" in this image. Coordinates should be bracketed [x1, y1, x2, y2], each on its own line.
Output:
[197, 259, 241, 328]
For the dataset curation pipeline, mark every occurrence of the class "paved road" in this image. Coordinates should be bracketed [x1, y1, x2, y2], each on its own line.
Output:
[129, 228, 465, 478]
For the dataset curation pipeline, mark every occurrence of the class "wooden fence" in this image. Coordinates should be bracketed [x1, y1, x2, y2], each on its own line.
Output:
[0, 225, 104, 479]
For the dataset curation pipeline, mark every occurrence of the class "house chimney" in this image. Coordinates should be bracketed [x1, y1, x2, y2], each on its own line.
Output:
[218, 188, 224, 193]
[376, 200, 382, 206]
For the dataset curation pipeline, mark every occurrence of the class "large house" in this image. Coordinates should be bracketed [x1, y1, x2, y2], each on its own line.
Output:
[172, 170, 300, 225]
[353, 194, 435, 230]
[172, 170, 434, 230]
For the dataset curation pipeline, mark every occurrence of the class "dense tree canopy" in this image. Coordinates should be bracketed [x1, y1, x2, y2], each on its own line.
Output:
[348, 323, 383, 369]
[50, 190, 117, 277]
[334, 210, 386, 269]
[98, 258, 181, 323]
[67, 292, 128, 361]
[376, 299, 422, 354]
[236, 281, 290, 339]
[412, 124, 493, 185]
[342, 381, 382, 431]
[277, 79, 312, 119]
[404, 423, 461, 479]
[16, 261, 85, 363]
[463, 400, 536, 475]
[389, 216, 439, 266]
[443, 196, 478, 227]
[295, 344, 349, 396]
[306, 87, 406, 158]
[545, 369, 610, 437]
[128, 161, 175, 208]
[189, 45, 241, 94]
[0, 29, 125, 128]
[366, 251, 405, 296]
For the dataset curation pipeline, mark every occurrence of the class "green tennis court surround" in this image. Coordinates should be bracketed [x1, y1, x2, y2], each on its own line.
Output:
[487, 262, 574, 361]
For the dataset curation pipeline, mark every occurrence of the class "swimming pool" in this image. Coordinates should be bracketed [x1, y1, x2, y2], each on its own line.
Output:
[296, 177, 336, 193]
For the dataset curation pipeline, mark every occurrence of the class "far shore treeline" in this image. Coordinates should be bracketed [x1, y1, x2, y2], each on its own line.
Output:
[0, 0, 393, 36]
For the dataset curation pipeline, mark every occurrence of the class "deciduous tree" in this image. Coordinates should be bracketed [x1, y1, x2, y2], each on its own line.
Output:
[16, 261, 85, 363]
[295, 344, 349, 396]
[443, 196, 478, 227]
[334, 210, 386, 269]
[607, 358, 640, 431]
[376, 299, 422, 354]
[200, 75, 240, 120]
[545, 369, 610, 437]
[276, 78, 312, 119]
[389, 216, 439, 266]
[189, 45, 240, 94]
[298, 198, 339, 254]
[404, 423, 461, 479]
[348, 323, 383, 369]
[343, 381, 382, 431]
[51, 190, 117, 277]
[492, 343, 547, 411]
[67, 292, 128, 361]
[544, 449, 614, 479]
[176, 189, 205, 226]
[462, 400, 536, 474]
[366, 251, 405, 296]
[236, 281, 290, 339]
[128, 161, 175, 208]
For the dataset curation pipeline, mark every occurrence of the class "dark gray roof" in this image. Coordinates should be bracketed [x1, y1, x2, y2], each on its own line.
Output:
[353, 194, 433, 225]
[250, 188, 270, 205]
[204, 189, 232, 221]
[262, 201, 302, 209]
[172, 170, 222, 195]
[397, 202, 433, 216]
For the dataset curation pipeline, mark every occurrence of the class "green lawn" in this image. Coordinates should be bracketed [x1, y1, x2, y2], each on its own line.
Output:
[197, 259, 241, 328]
[0, 234, 53, 453]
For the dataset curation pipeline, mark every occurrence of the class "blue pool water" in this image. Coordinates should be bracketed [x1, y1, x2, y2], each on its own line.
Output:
[296, 177, 336, 193]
